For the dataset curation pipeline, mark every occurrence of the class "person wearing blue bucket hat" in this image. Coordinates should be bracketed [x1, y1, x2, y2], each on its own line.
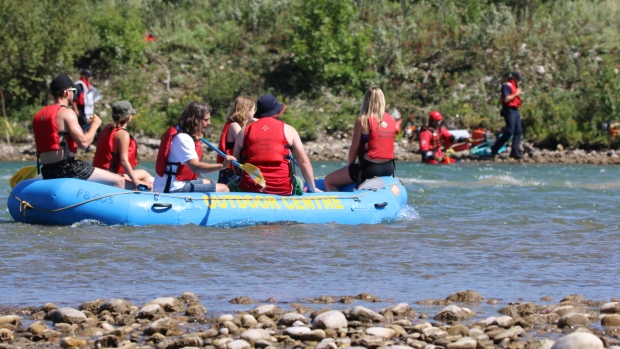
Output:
[491, 70, 524, 159]
[231, 94, 319, 195]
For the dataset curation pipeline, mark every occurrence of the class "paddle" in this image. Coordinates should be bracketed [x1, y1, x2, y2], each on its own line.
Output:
[199, 137, 266, 189]
[10, 166, 37, 189]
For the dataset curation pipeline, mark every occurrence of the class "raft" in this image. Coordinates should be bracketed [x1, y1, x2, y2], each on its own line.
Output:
[8, 176, 408, 227]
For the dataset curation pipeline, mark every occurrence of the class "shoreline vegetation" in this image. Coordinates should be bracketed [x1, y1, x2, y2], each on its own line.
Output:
[0, 291, 618, 349]
[2, 0, 620, 155]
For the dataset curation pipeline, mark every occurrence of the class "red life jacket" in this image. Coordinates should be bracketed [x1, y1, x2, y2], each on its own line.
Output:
[501, 78, 522, 108]
[217, 121, 234, 164]
[367, 112, 396, 160]
[155, 126, 202, 192]
[240, 117, 292, 195]
[92, 125, 138, 174]
[33, 105, 78, 155]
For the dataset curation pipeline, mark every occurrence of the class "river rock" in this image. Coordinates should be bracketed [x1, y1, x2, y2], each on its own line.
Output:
[177, 292, 201, 305]
[168, 334, 203, 348]
[146, 297, 184, 312]
[446, 290, 484, 302]
[601, 314, 620, 327]
[0, 328, 13, 342]
[551, 332, 603, 349]
[80, 299, 106, 313]
[60, 336, 86, 348]
[138, 304, 164, 319]
[240, 329, 271, 345]
[27, 320, 49, 335]
[383, 303, 415, 317]
[186, 304, 207, 317]
[365, 327, 395, 339]
[143, 317, 179, 336]
[240, 314, 258, 328]
[227, 339, 252, 349]
[100, 299, 135, 314]
[434, 305, 476, 323]
[446, 337, 477, 349]
[299, 329, 326, 341]
[250, 305, 282, 319]
[350, 306, 386, 323]
[49, 308, 87, 324]
[492, 325, 525, 343]
[316, 338, 337, 349]
[601, 302, 620, 314]
[283, 326, 312, 338]
[422, 326, 448, 340]
[278, 313, 308, 326]
[479, 315, 514, 328]
[558, 313, 590, 328]
[312, 310, 347, 330]
[0, 315, 21, 331]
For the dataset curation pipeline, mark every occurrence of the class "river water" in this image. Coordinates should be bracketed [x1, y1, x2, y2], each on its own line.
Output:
[1, 161, 618, 318]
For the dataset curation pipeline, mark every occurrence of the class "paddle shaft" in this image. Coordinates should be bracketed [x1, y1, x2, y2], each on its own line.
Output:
[199, 138, 241, 167]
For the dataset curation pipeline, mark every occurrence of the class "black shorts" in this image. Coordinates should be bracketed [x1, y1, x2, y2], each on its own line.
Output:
[41, 158, 95, 180]
[348, 158, 394, 182]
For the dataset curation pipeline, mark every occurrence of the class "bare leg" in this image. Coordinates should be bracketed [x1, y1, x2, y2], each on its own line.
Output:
[87, 168, 125, 188]
[323, 166, 353, 192]
[215, 183, 230, 192]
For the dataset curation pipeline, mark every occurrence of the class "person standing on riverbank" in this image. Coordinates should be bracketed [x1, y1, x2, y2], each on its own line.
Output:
[92, 100, 154, 190]
[323, 87, 396, 191]
[232, 94, 319, 195]
[217, 96, 255, 184]
[33, 74, 124, 188]
[491, 71, 523, 159]
[153, 101, 234, 193]
[73, 68, 99, 131]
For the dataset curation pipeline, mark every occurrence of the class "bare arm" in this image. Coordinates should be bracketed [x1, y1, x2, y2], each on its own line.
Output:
[348, 117, 364, 165]
[187, 156, 234, 175]
[232, 128, 245, 176]
[115, 130, 146, 189]
[286, 125, 318, 192]
[60, 108, 101, 149]
[228, 122, 242, 142]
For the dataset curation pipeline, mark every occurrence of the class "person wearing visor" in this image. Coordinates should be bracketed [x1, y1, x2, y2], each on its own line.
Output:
[419, 111, 470, 164]
[92, 100, 154, 190]
[491, 71, 523, 159]
[32, 74, 124, 188]
[232, 94, 319, 195]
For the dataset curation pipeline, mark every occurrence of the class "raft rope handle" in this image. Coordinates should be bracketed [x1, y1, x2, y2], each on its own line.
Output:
[10, 191, 197, 216]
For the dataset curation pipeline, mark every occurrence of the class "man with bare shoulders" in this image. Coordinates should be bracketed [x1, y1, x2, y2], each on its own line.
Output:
[232, 94, 319, 195]
[32, 74, 124, 188]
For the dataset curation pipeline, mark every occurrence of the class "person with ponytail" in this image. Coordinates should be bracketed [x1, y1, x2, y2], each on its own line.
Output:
[92, 101, 154, 190]
[323, 87, 396, 192]
[216, 96, 255, 184]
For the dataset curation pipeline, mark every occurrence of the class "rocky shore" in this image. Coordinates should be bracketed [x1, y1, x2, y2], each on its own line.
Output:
[3, 135, 620, 165]
[0, 291, 618, 349]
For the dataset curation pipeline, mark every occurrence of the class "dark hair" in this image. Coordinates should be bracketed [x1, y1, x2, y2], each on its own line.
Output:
[177, 102, 212, 137]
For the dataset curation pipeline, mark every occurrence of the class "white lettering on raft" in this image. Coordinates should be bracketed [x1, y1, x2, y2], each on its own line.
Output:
[202, 195, 344, 210]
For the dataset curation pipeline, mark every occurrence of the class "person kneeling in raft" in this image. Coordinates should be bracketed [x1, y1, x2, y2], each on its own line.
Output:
[419, 111, 470, 165]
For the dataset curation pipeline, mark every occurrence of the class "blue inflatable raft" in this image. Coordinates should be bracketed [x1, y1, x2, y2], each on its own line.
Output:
[8, 176, 408, 227]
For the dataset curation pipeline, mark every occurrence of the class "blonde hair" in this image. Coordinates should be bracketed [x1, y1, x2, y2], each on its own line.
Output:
[359, 87, 386, 129]
[226, 96, 255, 125]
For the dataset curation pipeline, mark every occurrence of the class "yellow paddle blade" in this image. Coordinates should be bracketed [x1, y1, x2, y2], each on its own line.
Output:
[10, 166, 37, 189]
[239, 162, 266, 189]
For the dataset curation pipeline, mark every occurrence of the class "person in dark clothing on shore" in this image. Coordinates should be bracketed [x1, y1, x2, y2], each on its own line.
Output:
[491, 71, 523, 159]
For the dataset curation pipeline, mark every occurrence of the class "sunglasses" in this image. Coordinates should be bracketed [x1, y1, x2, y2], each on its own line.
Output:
[66, 88, 77, 93]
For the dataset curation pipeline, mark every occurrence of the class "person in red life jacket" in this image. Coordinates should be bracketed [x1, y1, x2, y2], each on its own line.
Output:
[153, 102, 235, 193]
[491, 71, 523, 159]
[33, 74, 124, 188]
[419, 111, 470, 165]
[73, 68, 99, 131]
[231, 94, 319, 195]
[92, 101, 154, 190]
[323, 87, 396, 191]
[217, 96, 255, 184]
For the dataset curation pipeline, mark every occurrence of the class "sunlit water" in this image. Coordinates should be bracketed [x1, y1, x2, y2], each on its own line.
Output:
[1, 161, 618, 319]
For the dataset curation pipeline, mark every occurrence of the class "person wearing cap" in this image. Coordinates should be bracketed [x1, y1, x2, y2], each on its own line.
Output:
[32, 74, 124, 188]
[73, 68, 97, 130]
[216, 96, 255, 184]
[491, 71, 523, 159]
[232, 94, 319, 195]
[419, 110, 470, 164]
[153, 101, 235, 193]
[323, 87, 396, 191]
[92, 101, 154, 190]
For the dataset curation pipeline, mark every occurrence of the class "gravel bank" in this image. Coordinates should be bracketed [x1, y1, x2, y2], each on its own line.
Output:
[3, 136, 620, 165]
[0, 291, 618, 349]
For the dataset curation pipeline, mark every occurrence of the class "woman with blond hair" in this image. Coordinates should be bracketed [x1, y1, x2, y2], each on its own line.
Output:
[216, 96, 255, 184]
[323, 87, 396, 191]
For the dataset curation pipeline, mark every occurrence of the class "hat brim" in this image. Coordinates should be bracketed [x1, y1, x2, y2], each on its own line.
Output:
[255, 104, 286, 119]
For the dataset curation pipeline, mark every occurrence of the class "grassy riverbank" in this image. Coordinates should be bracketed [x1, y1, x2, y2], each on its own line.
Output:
[1, 0, 620, 151]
